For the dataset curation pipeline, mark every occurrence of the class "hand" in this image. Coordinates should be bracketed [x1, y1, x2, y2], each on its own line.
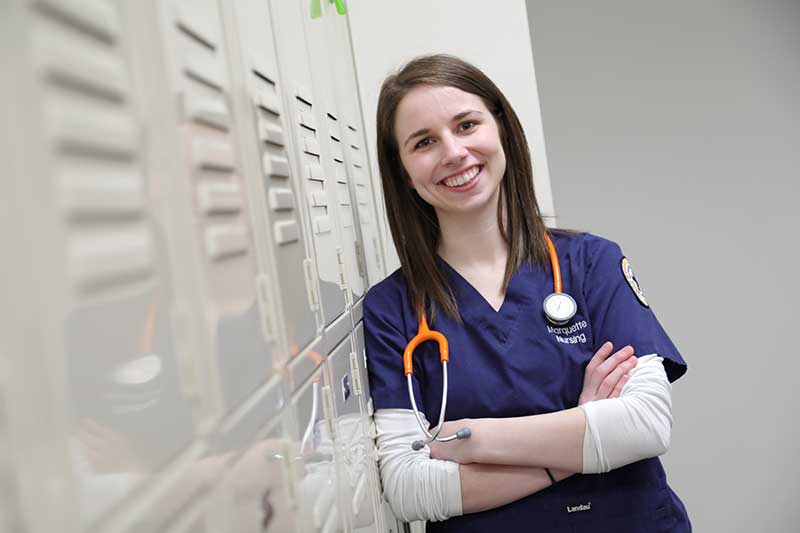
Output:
[578, 342, 637, 405]
[428, 418, 478, 464]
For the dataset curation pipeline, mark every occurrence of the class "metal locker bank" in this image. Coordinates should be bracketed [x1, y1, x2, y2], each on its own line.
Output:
[0, 1, 552, 532]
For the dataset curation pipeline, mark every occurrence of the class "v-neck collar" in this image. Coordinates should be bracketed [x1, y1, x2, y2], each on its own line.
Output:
[436, 255, 507, 314]
[437, 256, 533, 346]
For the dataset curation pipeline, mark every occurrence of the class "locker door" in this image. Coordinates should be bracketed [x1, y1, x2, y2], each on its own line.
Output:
[324, 10, 386, 289]
[1, 0, 205, 529]
[221, 0, 320, 357]
[145, 0, 281, 421]
[352, 322, 386, 531]
[301, 6, 368, 305]
[326, 336, 383, 532]
[269, 0, 348, 328]
[214, 379, 297, 533]
[286, 343, 343, 533]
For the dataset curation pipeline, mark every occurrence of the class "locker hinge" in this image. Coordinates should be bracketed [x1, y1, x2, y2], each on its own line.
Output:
[348, 351, 363, 396]
[354, 240, 366, 279]
[321, 384, 336, 439]
[303, 258, 320, 311]
[335, 246, 347, 289]
[255, 273, 276, 343]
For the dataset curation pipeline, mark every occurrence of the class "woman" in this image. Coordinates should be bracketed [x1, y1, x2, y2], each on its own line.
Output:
[363, 54, 690, 532]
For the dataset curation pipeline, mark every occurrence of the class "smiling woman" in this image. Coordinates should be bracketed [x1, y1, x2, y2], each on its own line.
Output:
[375, 55, 550, 322]
[395, 86, 505, 217]
[364, 54, 691, 532]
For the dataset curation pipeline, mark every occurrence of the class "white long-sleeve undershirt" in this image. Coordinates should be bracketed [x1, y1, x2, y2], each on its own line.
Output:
[580, 354, 672, 473]
[373, 354, 672, 522]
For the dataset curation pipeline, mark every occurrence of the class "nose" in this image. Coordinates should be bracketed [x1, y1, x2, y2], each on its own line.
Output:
[440, 132, 468, 166]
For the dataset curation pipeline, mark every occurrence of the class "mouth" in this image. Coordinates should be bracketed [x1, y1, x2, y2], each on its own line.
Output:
[439, 165, 483, 189]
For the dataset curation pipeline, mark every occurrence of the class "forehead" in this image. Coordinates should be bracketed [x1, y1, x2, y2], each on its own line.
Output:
[394, 85, 489, 136]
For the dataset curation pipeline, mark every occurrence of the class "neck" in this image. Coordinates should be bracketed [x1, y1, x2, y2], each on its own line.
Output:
[436, 191, 508, 271]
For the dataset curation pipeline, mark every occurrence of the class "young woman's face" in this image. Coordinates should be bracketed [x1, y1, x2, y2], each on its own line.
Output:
[394, 85, 506, 218]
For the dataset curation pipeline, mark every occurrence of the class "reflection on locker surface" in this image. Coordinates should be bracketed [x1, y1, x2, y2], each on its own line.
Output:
[1, 0, 404, 531]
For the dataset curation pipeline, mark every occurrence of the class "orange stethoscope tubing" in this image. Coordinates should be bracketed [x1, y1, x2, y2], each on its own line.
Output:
[402, 232, 566, 450]
[403, 313, 467, 450]
[544, 232, 563, 294]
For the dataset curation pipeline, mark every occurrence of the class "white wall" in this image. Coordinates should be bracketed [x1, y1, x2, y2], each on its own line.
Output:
[527, 2, 800, 531]
[347, 0, 555, 271]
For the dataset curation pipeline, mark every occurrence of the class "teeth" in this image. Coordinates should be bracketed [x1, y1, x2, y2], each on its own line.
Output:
[442, 166, 480, 188]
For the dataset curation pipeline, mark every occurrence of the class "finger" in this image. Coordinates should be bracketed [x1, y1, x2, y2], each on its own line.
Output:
[597, 356, 637, 399]
[610, 374, 630, 399]
[587, 345, 633, 394]
[593, 345, 635, 383]
[584, 342, 614, 388]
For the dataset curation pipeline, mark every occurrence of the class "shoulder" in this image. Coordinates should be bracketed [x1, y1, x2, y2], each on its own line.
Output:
[364, 268, 414, 334]
[365, 267, 408, 309]
[548, 230, 624, 269]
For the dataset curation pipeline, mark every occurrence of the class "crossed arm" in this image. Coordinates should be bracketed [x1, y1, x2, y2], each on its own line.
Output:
[375, 342, 673, 520]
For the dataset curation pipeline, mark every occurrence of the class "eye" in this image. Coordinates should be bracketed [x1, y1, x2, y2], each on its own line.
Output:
[413, 137, 433, 150]
[458, 120, 477, 133]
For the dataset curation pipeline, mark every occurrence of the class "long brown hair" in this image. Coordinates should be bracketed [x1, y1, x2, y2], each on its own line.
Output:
[376, 54, 549, 323]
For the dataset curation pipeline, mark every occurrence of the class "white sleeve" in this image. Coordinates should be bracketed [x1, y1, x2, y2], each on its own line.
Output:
[373, 409, 463, 522]
[579, 354, 673, 474]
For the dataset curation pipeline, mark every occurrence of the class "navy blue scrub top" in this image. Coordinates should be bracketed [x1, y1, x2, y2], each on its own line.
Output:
[364, 232, 691, 532]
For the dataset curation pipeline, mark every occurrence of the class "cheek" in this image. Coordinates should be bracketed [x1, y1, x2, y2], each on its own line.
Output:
[496, 148, 507, 175]
[401, 156, 430, 189]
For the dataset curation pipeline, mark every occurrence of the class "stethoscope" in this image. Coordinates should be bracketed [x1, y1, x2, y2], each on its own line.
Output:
[403, 232, 577, 450]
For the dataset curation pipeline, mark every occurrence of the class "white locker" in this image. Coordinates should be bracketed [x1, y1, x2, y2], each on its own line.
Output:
[100, 1, 289, 530]
[286, 342, 343, 533]
[318, 8, 386, 290]
[269, 0, 349, 329]
[221, 0, 321, 357]
[0, 0, 535, 531]
[1, 1, 201, 530]
[301, 5, 370, 306]
[326, 335, 383, 533]
[214, 379, 297, 533]
[131, 0, 284, 429]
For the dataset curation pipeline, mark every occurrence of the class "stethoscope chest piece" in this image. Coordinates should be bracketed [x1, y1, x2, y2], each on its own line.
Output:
[543, 291, 577, 326]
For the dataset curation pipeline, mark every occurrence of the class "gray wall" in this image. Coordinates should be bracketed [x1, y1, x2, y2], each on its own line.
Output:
[526, 2, 800, 531]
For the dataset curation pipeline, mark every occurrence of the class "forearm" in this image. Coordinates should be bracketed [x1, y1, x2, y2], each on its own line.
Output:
[448, 355, 672, 474]
[472, 407, 586, 471]
[460, 464, 572, 514]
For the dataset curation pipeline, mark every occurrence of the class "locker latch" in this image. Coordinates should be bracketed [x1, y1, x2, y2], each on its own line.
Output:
[354, 240, 366, 279]
[255, 273, 276, 343]
[321, 384, 336, 439]
[348, 351, 363, 396]
[335, 246, 347, 289]
[302, 258, 320, 311]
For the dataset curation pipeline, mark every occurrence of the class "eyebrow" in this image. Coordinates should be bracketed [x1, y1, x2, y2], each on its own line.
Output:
[402, 109, 483, 148]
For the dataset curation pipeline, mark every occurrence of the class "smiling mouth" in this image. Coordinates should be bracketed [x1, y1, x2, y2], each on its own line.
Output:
[440, 165, 483, 188]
